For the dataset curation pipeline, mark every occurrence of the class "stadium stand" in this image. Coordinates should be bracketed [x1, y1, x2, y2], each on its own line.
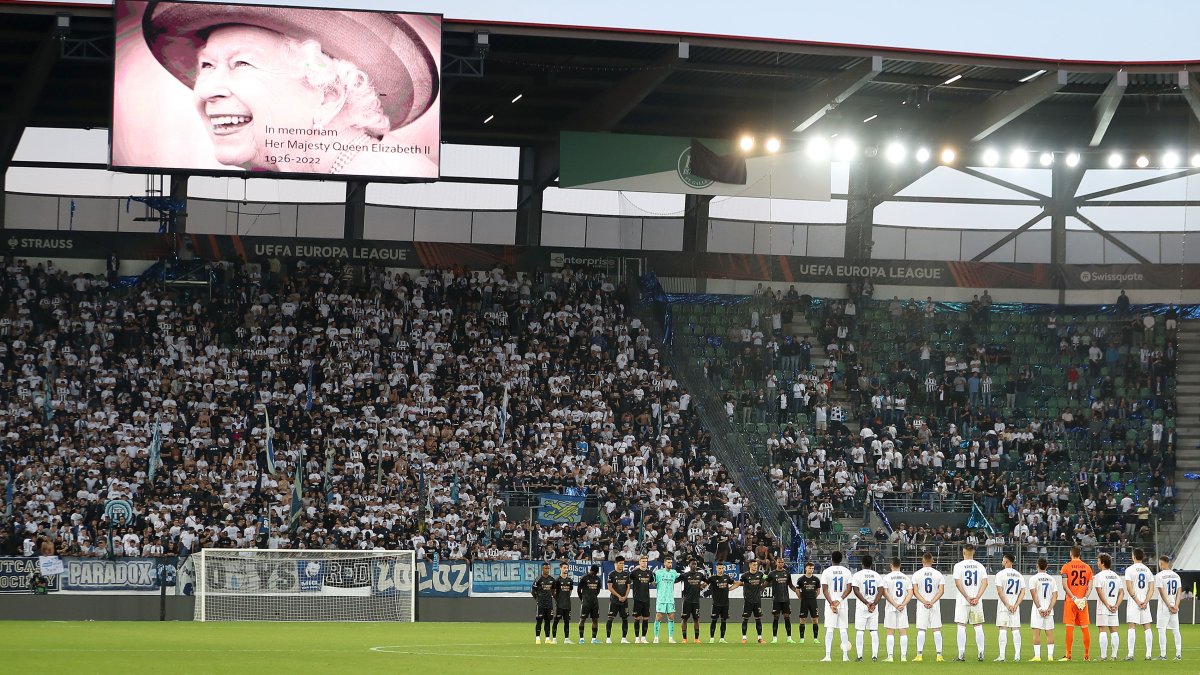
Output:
[0, 258, 775, 565]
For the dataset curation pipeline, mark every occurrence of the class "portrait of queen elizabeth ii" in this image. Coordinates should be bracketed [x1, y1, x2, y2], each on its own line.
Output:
[113, 1, 440, 178]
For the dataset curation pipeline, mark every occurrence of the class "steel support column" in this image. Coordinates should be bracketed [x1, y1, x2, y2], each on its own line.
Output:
[515, 144, 555, 246]
[169, 175, 188, 235]
[845, 157, 876, 260]
[682, 194, 711, 254]
[344, 180, 366, 241]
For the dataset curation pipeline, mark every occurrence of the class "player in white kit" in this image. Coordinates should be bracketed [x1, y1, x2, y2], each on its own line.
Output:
[1154, 555, 1183, 661]
[1124, 547, 1156, 660]
[910, 552, 945, 662]
[851, 555, 884, 662]
[1028, 557, 1058, 661]
[820, 551, 854, 662]
[882, 557, 912, 662]
[951, 544, 989, 662]
[1093, 553, 1124, 661]
[992, 553, 1025, 662]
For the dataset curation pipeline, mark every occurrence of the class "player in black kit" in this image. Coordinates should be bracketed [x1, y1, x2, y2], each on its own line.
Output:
[605, 557, 631, 643]
[577, 564, 602, 644]
[679, 559, 708, 643]
[532, 562, 555, 644]
[551, 562, 573, 643]
[629, 556, 654, 644]
[705, 562, 733, 643]
[732, 559, 768, 644]
[796, 561, 822, 644]
[768, 557, 800, 643]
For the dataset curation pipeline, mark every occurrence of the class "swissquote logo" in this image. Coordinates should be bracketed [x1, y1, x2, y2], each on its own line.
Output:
[676, 147, 714, 190]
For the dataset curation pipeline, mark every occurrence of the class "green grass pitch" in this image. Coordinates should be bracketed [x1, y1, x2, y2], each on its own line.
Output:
[4, 622, 1198, 673]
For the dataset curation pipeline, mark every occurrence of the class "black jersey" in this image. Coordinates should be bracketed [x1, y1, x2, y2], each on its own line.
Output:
[707, 574, 732, 606]
[552, 576, 574, 608]
[579, 573, 602, 603]
[630, 568, 654, 602]
[796, 574, 821, 600]
[740, 571, 768, 603]
[681, 571, 707, 604]
[767, 569, 794, 600]
[532, 574, 556, 608]
[608, 569, 631, 598]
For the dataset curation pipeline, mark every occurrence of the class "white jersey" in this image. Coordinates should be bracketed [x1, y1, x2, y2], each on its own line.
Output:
[852, 569, 883, 609]
[1124, 562, 1155, 605]
[951, 559, 988, 601]
[1155, 569, 1182, 630]
[883, 571, 912, 607]
[994, 567, 1025, 607]
[1094, 569, 1123, 609]
[820, 565, 853, 599]
[911, 566, 945, 602]
[1029, 571, 1058, 630]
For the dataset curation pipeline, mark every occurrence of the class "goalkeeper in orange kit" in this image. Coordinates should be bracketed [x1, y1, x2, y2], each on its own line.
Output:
[1060, 546, 1094, 661]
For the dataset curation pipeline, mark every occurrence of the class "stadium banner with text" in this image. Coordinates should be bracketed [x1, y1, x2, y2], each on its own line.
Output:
[0, 557, 60, 593]
[111, 0, 442, 181]
[560, 132, 831, 200]
[416, 559, 469, 597]
[8, 228, 1200, 291]
[536, 493, 585, 525]
[61, 557, 178, 592]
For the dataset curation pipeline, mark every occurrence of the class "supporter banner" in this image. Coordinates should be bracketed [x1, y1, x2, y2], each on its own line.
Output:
[537, 493, 585, 525]
[560, 132, 831, 200]
[62, 557, 178, 592]
[7, 228, 1200, 291]
[0, 557, 60, 593]
[416, 559, 469, 598]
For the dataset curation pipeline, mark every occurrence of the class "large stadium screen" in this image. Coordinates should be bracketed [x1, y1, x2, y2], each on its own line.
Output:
[112, 0, 441, 181]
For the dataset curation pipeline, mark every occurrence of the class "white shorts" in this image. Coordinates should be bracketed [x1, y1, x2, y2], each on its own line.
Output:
[996, 605, 1020, 629]
[1156, 607, 1180, 630]
[915, 603, 943, 629]
[1126, 602, 1153, 625]
[1096, 608, 1120, 628]
[855, 605, 879, 631]
[953, 600, 985, 624]
[884, 606, 909, 630]
[824, 603, 849, 629]
[1031, 608, 1055, 631]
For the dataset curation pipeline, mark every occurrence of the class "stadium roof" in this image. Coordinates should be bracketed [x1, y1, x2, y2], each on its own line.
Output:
[3, 0, 1200, 166]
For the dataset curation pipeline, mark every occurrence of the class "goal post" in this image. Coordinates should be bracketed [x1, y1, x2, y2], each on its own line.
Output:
[194, 549, 416, 622]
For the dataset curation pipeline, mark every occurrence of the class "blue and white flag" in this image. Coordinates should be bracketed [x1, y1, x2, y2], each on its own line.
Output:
[263, 405, 277, 475]
[148, 415, 162, 481]
[497, 383, 509, 445]
[305, 365, 314, 412]
[537, 493, 585, 525]
[4, 462, 13, 518]
[288, 443, 304, 534]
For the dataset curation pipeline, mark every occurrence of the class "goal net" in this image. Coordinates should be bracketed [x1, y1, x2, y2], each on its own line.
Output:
[194, 549, 416, 622]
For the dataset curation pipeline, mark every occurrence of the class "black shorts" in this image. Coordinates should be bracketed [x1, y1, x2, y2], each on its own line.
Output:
[682, 601, 700, 618]
[536, 605, 553, 619]
[633, 600, 651, 617]
[799, 598, 819, 619]
[742, 601, 763, 618]
[608, 600, 628, 618]
[581, 602, 599, 620]
[556, 605, 571, 618]
[772, 601, 792, 615]
[711, 604, 730, 620]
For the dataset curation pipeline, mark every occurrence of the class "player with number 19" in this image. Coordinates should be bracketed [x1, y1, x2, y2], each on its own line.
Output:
[1154, 555, 1183, 660]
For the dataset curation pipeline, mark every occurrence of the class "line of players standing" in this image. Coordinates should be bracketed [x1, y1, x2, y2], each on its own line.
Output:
[531, 545, 1185, 662]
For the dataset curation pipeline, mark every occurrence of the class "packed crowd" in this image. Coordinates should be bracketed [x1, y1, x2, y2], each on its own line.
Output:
[714, 285, 1176, 561]
[0, 257, 773, 564]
